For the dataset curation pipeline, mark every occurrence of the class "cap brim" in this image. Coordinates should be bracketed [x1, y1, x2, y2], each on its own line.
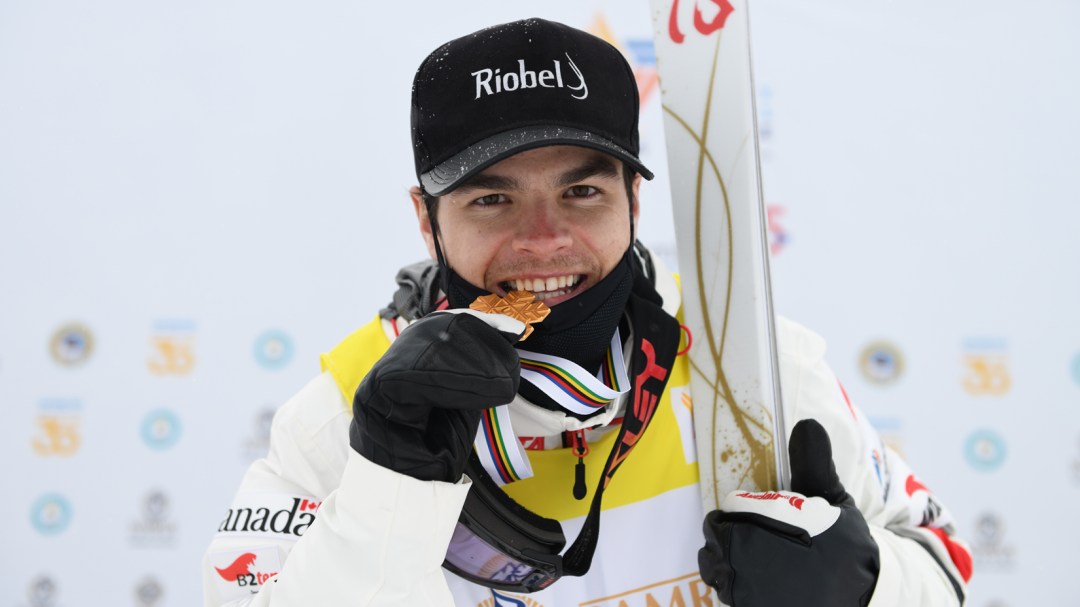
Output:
[420, 125, 654, 196]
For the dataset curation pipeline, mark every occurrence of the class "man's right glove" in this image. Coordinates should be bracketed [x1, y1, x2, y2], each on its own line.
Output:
[350, 311, 522, 483]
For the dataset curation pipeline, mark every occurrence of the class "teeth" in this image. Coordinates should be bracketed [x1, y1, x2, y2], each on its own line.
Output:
[507, 275, 579, 295]
[534, 288, 572, 302]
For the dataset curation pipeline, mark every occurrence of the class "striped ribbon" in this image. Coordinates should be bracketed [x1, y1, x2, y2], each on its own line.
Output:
[517, 328, 630, 416]
[473, 329, 630, 486]
[475, 405, 533, 486]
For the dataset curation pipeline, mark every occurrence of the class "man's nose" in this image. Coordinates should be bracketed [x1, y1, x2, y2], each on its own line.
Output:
[511, 202, 573, 256]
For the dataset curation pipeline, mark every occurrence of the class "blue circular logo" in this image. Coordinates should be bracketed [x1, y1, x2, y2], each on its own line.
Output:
[1071, 352, 1080, 388]
[31, 493, 72, 535]
[141, 409, 182, 450]
[965, 429, 1007, 472]
[253, 330, 294, 370]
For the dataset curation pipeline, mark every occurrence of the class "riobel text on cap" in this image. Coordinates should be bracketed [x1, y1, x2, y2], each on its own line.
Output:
[471, 54, 588, 100]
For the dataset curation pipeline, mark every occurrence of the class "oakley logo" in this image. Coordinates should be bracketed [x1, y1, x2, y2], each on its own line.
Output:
[472, 55, 588, 100]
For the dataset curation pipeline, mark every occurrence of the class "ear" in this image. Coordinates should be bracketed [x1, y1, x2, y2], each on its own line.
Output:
[410, 186, 438, 261]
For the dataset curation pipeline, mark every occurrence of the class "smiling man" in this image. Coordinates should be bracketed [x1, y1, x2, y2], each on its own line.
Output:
[203, 18, 972, 606]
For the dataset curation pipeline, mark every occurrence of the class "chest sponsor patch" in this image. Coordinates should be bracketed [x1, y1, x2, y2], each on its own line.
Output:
[216, 492, 321, 540]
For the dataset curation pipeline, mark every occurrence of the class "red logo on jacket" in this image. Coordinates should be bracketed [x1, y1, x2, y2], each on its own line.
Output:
[214, 552, 279, 589]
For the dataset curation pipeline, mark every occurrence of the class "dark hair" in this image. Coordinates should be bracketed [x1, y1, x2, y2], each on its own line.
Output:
[421, 160, 638, 238]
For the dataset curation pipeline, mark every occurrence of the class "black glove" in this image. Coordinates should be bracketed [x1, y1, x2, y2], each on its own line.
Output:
[350, 312, 521, 482]
[698, 419, 880, 606]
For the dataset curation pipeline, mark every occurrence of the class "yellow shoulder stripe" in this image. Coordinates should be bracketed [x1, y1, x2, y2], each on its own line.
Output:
[320, 315, 390, 408]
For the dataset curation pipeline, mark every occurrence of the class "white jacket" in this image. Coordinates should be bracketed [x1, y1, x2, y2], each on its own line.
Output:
[203, 272, 970, 606]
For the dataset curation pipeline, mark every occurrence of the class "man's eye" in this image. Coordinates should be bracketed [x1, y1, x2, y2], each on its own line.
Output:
[473, 193, 508, 206]
[566, 185, 599, 198]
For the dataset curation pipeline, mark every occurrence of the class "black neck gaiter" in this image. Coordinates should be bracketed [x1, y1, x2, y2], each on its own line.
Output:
[444, 252, 635, 419]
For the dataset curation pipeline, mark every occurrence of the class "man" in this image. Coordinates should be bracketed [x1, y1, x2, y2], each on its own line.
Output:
[203, 18, 972, 606]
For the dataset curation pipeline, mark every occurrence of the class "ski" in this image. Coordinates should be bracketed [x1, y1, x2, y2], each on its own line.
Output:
[649, 0, 789, 511]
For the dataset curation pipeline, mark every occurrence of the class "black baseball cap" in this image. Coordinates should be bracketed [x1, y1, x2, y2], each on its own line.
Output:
[411, 18, 654, 196]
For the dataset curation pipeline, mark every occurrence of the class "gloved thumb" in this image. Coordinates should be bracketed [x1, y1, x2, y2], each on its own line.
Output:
[789, 419, 847, 506]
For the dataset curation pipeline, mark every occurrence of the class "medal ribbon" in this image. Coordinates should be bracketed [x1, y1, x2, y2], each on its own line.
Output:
[474, 405, 533, 486]
[473, 328, 629, 486]
[517, 328, 630, 416]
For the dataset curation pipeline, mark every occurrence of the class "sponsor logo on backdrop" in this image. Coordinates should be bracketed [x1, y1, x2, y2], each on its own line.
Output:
[242, 406, 276, 462]
[141, 409, 182, 450]
[217, 494, 321, 539]
[587, 15, 658, 108]
[476, 590, 547, 607]
[254, 330, 294, 370]
[578, 572, 714, 607]
[971, 511, 1015, 571]
[962, 337, 1010, 396]
[134, 576, 163, 607]
[32, 398, 81, 457]
[49, 322, 93, 367]
[24, 575, 59, 607]
[964, 429, 1007, 472]
[1071, 351, 1080, 387]
[31, 493, 72, 535]
[129, 490, 177, 547]
[767, 204, 788, 255]
[148, 319, 196, 376]
[858, 341, 905, 385]
[210, 547, 281, 597]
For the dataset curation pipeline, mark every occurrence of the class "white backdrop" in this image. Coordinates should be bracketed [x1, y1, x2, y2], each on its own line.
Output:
[2, 1, 1077, 605]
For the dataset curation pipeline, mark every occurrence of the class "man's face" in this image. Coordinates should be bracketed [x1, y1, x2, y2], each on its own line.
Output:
[412, 146, 640, 307]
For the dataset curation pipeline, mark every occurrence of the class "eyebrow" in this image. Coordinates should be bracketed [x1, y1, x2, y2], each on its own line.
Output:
[552, 155, 620, 188]
[452, 153, 621, 195]
[454, 173, 523, 195]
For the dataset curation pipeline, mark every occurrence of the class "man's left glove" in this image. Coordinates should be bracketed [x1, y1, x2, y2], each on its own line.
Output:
[698, 418, 880, 606]
[350, 311, 522, 483]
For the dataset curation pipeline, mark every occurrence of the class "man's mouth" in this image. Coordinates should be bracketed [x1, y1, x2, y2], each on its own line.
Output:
[498, 274, 585, 302]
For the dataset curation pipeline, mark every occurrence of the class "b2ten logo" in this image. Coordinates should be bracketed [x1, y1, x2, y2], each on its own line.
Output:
[216, 553, 275, 586]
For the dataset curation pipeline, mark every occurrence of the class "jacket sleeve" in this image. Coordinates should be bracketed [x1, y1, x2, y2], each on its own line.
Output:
[202, 371, 471, 606]
[777, 318, 973, 607]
